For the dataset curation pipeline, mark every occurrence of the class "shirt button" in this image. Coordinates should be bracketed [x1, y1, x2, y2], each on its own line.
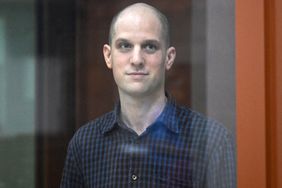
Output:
[131, 174, 138, 181]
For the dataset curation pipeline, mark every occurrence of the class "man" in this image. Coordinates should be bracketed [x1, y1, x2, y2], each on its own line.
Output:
[61, 3, 236, 188]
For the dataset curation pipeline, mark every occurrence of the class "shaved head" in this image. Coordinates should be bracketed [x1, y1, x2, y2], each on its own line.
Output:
[108, 3, 170, 48]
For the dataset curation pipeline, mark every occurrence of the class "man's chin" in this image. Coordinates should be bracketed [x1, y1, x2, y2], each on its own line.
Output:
[119, 88, 150, 97]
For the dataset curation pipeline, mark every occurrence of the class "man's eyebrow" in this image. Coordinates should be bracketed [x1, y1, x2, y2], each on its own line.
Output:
[114, 38, 160, 43]
[141, 40, 161, 45]
[142, 39, 159, 43]
[115, 38, 129, 43]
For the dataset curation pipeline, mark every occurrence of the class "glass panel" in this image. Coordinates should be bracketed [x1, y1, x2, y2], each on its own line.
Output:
[0, 1, 36, 188]
[34, 0, 236, 186]
[190, 0, 235, 133]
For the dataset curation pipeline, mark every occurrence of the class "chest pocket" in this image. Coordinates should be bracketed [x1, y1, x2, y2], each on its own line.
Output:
[151, 158, 194, 188]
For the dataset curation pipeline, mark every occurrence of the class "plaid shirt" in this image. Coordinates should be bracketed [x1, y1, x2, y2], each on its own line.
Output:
[61, 96, 236, 188]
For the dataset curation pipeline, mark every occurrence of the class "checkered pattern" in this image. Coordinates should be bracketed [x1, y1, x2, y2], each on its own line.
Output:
[60, 96, 236, 188]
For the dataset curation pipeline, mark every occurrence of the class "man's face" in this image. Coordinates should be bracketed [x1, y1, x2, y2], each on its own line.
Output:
[103, 9, 175, 97]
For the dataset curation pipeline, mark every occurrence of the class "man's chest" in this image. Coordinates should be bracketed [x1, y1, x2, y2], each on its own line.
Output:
[80, 135, 203, 188]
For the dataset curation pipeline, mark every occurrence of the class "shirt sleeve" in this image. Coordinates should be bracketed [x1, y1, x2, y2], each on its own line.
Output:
[60, 134, 84, 188]
[205, 131, 237, 188]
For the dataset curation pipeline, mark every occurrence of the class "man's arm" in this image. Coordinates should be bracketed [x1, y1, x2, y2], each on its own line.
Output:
[206, 131, 237, 188]
[60, 135, 84, 188]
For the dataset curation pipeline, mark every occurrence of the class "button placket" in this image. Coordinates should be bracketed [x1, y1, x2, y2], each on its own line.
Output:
[129, 137, 140, 183]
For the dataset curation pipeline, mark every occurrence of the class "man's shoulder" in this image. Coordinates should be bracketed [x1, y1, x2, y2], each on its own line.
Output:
[74, 111, 115, 138]
[175, 104, 231, 140]
[175, 104, 234, 153]
[174, 104, 210, 126]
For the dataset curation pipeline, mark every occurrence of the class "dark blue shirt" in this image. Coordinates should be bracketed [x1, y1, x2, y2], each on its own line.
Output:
[60, 96, 236, 188]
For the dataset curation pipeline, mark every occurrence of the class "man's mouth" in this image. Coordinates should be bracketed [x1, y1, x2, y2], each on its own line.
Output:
[126, 72, 149, 75]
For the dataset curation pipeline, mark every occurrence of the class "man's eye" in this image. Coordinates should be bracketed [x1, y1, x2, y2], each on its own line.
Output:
[143, 43, 158, 53]
[118, 42, 132, 50]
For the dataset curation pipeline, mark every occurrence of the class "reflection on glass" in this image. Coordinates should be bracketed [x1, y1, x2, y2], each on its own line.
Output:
[0, 1, 35, 188]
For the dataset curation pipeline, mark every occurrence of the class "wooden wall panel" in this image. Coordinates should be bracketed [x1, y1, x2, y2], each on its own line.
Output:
[265, 0, 282, 187]
[236, 0, 267, 187]
[237, 0, 282, 187]
[36, 0, 76, 187]
[275, 1, 282, 187]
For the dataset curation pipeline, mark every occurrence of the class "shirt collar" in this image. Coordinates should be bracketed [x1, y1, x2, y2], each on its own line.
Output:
[156, 95, 180, 134]
[100, 93, 180, 135]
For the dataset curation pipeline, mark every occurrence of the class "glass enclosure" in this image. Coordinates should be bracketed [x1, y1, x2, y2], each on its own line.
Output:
[0, 0, 235, 187]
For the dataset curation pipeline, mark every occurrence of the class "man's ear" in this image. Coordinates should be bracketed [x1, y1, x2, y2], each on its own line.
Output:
[103, 44, 112, 69]
[165, 47, 176, 70]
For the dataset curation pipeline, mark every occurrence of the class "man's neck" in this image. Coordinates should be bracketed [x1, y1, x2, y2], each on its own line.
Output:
[119, 92, 167, 135]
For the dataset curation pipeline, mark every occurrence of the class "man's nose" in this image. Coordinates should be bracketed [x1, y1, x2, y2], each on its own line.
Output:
[130, 47, 144, 66]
